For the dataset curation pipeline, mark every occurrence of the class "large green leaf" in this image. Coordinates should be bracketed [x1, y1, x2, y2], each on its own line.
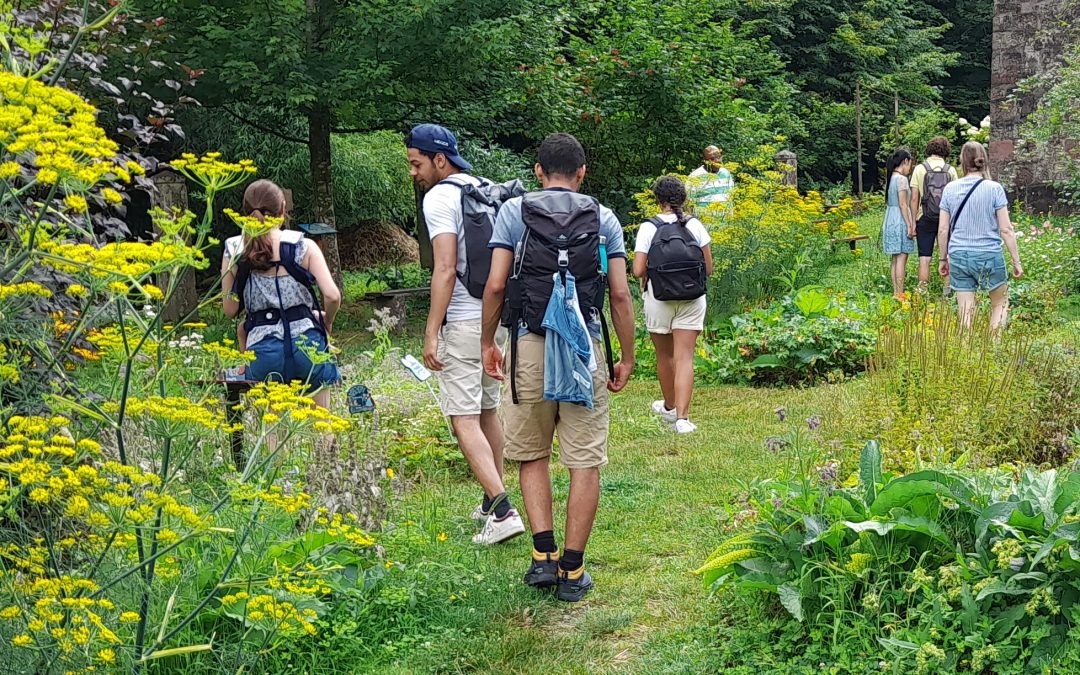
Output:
[975, 580, 1035, 602]
[778, 582, 804, 622]
[1018, 468, 1058, 528]
[870, 478, 946, 517]
[1054, 471, 1080, 517]
[750, 354, 782, 368]
[793, 287, 829, 317]
[859, 440, 882, 507]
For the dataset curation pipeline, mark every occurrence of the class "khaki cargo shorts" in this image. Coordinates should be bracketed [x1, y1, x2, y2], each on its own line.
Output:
[436, 320, 504, 416]
[502, 333, 609, 469]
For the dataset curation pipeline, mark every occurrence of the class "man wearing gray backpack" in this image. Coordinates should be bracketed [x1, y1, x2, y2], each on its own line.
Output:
[909, 136, 958, 292]
[406, 123, 526, 545]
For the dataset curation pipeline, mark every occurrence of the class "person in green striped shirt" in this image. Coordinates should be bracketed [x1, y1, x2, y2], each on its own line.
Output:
[688, 145, 734, 211]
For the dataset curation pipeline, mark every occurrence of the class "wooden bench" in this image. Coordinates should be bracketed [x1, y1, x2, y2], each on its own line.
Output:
[359, 286, 430, 322]
[832, 234, 869, 252]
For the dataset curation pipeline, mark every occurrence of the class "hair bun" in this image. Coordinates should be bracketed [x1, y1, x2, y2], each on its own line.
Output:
[973, 157, 987, 169]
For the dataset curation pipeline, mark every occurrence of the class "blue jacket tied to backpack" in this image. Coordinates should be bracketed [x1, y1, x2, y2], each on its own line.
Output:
[541, 269, 597, 408]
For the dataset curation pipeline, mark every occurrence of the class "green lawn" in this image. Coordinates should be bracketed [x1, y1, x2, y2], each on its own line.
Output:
[289, 378, 847, 674]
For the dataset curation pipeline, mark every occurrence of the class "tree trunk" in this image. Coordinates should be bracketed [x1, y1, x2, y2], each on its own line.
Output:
[305, 0, 342, 290]
[415, 181, 433, 270]
[308, 105, 342, 289]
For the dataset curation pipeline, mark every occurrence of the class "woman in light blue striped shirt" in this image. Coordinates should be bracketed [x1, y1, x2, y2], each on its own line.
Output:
[936, 142, 1023, 329]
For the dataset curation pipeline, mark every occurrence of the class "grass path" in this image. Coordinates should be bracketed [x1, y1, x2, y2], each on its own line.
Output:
[358, 380, 842, 674]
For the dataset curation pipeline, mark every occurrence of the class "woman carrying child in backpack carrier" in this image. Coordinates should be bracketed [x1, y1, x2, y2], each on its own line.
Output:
[633, 176, 714, 434]
[220, 179, 343, 410]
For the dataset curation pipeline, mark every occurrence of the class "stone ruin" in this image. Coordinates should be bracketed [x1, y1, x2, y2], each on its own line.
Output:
[991, 0, 1080, 212]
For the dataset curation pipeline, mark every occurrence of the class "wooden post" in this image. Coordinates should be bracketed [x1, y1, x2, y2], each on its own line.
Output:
[855, 81, 864, 197]
[152, 170, 198, 323]
[774, 150, 798, 187]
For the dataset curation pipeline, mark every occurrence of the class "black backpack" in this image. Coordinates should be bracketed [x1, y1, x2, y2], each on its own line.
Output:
[230, 237, 327, 362]
[921, 162, 953, 219]
[645, 216, 707, 301]
[437, 175, 526, 299]
[502, 190, 615, 404]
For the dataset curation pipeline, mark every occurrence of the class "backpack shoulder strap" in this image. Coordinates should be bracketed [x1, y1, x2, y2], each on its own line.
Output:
[230, 259, 252, 314]
[279, 239, 328, 335]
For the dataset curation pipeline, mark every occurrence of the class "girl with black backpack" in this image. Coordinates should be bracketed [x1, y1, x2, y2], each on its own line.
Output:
[632, 176, 714, 434]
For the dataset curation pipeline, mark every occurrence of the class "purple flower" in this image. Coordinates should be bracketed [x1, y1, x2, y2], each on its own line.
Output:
[806, 415, 821, 432]
[764, 436, 789, 454]
[816, 461, 839, 486]
[774, 406, 787, 422]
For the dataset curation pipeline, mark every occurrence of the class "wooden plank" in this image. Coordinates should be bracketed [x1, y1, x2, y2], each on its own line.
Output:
[362, 286, 431, 299]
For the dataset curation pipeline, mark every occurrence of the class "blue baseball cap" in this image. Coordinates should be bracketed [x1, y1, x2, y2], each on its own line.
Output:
[405, 123, 472, 170]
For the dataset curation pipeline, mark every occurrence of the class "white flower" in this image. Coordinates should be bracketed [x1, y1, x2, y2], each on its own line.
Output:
[980, 117, 991, 129]
[958, 117, 969, 126]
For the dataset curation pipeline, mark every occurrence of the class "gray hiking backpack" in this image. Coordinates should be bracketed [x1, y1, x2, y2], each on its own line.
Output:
[921, 162, 953, 219]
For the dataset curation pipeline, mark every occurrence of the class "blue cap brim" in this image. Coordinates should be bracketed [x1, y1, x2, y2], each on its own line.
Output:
[447, 153, 472, 170]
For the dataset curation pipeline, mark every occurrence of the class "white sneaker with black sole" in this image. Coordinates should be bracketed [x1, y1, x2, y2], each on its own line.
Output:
[651, 400, 677, 424]
[473, 509, 526, 545]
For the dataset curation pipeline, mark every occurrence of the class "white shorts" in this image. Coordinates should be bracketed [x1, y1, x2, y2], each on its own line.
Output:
[644, 289, 707, 334]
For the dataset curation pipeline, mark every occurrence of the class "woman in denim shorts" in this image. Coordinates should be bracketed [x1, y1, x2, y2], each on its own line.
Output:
[937, 142, 1023, 329]
[221, 180, 343, 409]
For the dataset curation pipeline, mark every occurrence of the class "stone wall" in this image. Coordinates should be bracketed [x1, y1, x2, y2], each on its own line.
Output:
[991, 0, 1080, 212]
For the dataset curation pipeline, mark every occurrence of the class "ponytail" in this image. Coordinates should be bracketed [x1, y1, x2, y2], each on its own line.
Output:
[652, 175, 690, 225]
[239, 180, 287, 272]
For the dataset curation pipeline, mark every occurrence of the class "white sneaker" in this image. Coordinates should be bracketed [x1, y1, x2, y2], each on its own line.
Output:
[651, 400, 677, 423]
[470, 504, 490, 521]
[674, 419, 697, 434]
[472, 510, 526, 545]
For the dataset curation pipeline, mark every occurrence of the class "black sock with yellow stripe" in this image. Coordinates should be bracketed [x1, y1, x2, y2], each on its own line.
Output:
[532, 530, 557, 554]
[560, 548, 584, 576]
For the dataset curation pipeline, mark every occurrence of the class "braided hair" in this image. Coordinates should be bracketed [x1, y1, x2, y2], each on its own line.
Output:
[652, 175, 689, 225]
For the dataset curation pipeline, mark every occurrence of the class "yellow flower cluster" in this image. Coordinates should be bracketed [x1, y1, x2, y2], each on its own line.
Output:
[266, 566, 332, 596]
[37, 238, 207, 279]
[0, 281, 51, 301]
[245, 382, 350, 434]
[105, 395, 224, 432]
[232, 483, 312, 514]
[203, 340, 255, 365]
[0, 71, 121, 189]
[170, 152, 256, 192]
[220, 592, 317, 637]
[148, 206, 196, 239]
[313, 509, 376, 547]
[224, 208, 284, 238]
[86, 325, 156, 360]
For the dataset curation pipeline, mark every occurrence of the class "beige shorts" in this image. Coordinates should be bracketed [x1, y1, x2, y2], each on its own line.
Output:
[436, 320, 504, 416]
[502, 333, 609, 469]
[644, 288, 707, 334]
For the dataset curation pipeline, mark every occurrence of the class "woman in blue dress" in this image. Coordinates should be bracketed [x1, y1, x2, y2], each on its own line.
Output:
[882, 148, 916, 299]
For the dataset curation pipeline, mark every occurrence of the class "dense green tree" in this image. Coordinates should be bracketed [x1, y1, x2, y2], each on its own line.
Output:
[132, 0, 546, 257]
[531, 0, 794, 212]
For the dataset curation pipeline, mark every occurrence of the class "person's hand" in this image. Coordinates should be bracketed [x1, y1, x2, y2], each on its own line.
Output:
[907, 226, 916, 239]
[422, 332, 444, 371]
[1012, 261, 1024, 279]
[939, 259, 949, 278]
[482, 342, 504, 380]
[607, 360, 633, 393]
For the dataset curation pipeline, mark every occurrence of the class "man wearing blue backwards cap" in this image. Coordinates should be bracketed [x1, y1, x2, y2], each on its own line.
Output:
[405, 124, 525, 545]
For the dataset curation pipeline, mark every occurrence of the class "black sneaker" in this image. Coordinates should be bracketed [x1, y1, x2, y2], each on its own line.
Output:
[523, 552, 559, 589]
[556, 568, 593, 602]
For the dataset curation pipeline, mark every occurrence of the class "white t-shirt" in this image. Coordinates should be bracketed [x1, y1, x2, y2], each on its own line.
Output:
[423, 173, 483, 322]
[634, 214, 711, 254]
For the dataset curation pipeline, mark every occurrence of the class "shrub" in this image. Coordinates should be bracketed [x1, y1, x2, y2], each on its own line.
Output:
[698, 286, 878, 386]
[699, 437, 1080, 673]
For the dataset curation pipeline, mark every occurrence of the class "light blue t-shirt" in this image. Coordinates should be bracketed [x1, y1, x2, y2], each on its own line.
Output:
[940, 176, 1009, 254]
[489, 188, 626, 337]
